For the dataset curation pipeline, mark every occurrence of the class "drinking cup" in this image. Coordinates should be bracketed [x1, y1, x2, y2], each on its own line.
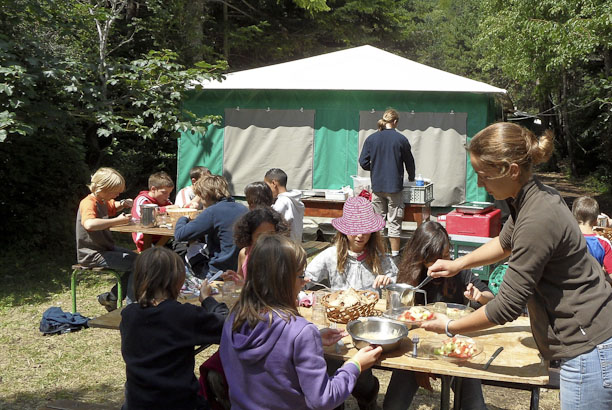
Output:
[311, 303, 328, 327]
[433, 302, 447, 314]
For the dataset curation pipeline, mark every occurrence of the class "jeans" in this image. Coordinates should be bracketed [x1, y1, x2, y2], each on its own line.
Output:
[560, 336, 612, 410]
[98, 246, 137, 301]
[383, 370, 486, 410]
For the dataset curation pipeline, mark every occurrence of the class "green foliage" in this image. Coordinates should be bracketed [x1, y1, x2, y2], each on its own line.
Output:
[0, 133, 89, 250]
[2, 0, 612, 252]
[96, 49, 227, 139]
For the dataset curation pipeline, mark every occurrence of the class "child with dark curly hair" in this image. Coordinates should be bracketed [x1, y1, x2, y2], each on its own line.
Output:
[224, 207, 289, 285]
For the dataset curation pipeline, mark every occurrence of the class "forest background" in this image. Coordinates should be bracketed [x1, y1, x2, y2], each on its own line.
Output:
[1, 0, 612, 251]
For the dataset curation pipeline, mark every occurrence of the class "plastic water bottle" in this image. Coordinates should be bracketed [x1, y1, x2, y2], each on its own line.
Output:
[415, 174, 424, 187]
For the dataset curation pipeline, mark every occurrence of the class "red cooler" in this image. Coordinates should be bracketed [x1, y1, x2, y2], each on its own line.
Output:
[445, 208, 502, 237]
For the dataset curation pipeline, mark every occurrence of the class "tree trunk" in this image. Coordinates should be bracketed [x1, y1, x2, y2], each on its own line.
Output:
[223, 1, 229, 60]
[561, 71, 577, 176]
[185, 0, 205, 64]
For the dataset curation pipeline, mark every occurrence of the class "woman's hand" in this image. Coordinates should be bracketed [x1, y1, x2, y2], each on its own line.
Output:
[199, 279, 212, 302]
[419, 313, 449, 334]
[373, 275, 391, 288]
[222, 270, 244, 287]
[351, 345, 383, 371]
[319, 328, 348, 346]
[427, 259, 461, 279]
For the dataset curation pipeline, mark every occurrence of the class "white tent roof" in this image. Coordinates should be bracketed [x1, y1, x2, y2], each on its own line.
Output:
[200, 45, 506, 93]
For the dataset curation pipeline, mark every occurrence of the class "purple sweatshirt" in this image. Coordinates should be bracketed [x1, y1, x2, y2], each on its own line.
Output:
[220, 312, 359, 410]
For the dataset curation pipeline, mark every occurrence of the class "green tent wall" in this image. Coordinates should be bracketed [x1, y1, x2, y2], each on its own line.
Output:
[178, 89, 499, 203]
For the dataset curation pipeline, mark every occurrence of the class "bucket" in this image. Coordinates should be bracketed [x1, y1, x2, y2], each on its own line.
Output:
[350, 175, 371, 197]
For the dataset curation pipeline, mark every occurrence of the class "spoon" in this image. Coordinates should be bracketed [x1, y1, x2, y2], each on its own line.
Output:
[414, 275, 434, 290]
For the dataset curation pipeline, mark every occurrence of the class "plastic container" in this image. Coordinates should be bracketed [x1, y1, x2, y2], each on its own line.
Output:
[350, 175, 371, 197]
[448, 234, 501, 280]
[402, 182, 434, 204]
[446, 208, 501, 237]
[325, 190, 348, 200]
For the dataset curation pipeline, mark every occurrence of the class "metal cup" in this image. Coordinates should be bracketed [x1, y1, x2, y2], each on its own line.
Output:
[140, 204, 159, 227]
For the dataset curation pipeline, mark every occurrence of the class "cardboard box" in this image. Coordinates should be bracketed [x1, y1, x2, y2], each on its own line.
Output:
[446, 208, 502, 237]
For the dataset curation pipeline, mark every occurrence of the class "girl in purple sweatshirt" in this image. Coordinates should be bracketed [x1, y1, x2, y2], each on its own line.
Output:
[220, 234, 382, 410]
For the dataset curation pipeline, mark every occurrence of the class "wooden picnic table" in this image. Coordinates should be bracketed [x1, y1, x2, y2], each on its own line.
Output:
[300, 302, 549, 410]
[110, 222, 174, 250]
[302, 197, 431, 226]
[110, 220, 331, 255]
[89, 291, 549, 410]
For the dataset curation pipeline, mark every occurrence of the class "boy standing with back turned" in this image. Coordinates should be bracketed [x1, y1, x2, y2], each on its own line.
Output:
[131, 171, 176, 252]
[264, 168, 305, 242]
[572, 196, 612, 274]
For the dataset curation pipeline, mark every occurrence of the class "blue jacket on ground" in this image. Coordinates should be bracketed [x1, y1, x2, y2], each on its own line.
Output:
[359, 128, 415, 193]
[174, 197, 247, 273]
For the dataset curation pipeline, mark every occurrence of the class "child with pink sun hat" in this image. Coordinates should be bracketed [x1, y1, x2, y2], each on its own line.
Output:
[305, 196, 397, 410]
[305, 195, 397, 291]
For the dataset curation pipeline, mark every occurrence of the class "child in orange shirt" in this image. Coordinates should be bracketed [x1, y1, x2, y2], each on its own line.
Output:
[76, 167, 137, 311]
[131, 171, 177, 252]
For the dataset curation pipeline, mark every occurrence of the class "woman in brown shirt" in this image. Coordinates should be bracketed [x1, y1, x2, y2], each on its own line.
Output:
[421, 122, 612, 409]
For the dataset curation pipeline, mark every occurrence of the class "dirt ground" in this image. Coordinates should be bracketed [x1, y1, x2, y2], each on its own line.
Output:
[537, 171, 612, 216]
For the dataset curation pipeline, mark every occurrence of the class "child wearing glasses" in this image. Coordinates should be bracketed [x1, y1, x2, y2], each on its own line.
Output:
[220, 234, 382, 409]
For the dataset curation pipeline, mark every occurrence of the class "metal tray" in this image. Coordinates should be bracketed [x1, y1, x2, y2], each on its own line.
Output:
[452, 201, 495, 214]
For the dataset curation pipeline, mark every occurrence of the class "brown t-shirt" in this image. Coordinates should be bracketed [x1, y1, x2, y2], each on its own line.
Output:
[76, 194, 118, 266]
[484, 177, 612, 360]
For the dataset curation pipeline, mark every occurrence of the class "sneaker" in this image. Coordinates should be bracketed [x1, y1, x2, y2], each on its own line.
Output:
[97, 292, 118, 312]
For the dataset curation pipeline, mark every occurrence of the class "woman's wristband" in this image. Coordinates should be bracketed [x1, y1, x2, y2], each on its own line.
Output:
[445, 319, 455, 337]
[346, 358, 361, 373]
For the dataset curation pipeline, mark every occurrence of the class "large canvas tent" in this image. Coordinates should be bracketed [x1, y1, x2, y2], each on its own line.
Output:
[179, 45, 506, 206]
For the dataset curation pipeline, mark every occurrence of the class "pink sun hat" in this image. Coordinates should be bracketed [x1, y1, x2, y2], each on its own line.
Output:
[331, 196, 386, 236]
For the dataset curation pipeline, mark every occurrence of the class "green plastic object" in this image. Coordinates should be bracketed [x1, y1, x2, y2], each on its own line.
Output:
[71, 266, 123, 314]
[488, 264, 509, 295]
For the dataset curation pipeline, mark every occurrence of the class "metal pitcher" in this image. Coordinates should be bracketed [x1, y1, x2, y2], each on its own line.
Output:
[140, 204, 158, 227]
[385, 283, 428, 309]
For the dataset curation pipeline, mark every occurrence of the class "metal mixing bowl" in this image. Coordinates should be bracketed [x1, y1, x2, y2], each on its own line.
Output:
[346, 317, 409, 352]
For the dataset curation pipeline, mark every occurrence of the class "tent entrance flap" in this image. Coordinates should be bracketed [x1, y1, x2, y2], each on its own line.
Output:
[223, 108, 315, 195]
[358, 111, 467, 207]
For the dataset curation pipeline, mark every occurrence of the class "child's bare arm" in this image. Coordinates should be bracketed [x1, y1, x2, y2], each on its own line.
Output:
[464, 283, 494, 305]
[82, 213, 131, 231]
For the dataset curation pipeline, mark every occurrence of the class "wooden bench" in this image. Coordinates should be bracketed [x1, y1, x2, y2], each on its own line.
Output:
[302, 240, 331, 259]
[39, 399, 117, 410]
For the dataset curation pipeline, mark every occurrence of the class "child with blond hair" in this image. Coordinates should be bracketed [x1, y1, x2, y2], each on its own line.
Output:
[76, 167, 136, 311]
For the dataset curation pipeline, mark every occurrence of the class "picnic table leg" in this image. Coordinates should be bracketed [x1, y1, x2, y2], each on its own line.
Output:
[143, 234, 153, 250]
[530, 386, 540, 410]
[452, 377, 463, 410]
[440, 375, 451, 410]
